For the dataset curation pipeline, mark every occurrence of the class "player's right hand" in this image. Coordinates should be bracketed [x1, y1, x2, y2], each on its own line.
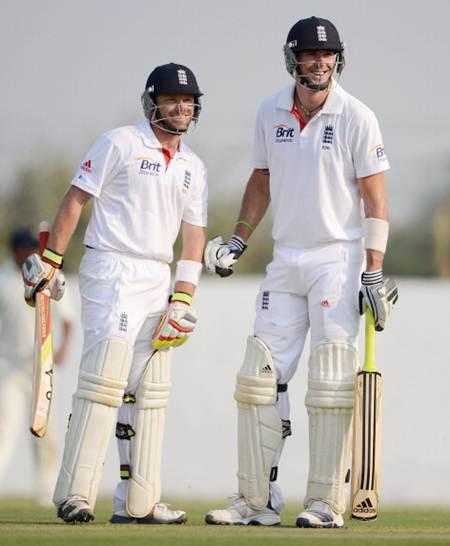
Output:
[204, 235, 247, 278]
[22, 253, 66, 306]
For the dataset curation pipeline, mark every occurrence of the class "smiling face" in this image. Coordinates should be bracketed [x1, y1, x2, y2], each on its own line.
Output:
[152, 94, 196, 134]
[296, 50, 337, 90]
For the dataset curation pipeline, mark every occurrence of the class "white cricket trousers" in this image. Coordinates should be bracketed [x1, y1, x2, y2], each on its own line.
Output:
[253, 240, 364, 421]
[62, 249, 171, 509]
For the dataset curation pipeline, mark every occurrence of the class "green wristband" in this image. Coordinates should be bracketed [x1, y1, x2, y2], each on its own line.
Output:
[236, 220, 254, 233]
[172, 292, 192, 305]
[42, 247, 63, 268]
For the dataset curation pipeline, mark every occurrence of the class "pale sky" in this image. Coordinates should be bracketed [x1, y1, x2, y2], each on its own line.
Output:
[1, 0, 449, 225]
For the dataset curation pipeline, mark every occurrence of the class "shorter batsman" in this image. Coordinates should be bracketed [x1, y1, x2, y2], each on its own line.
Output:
[23, 63, 207, 523]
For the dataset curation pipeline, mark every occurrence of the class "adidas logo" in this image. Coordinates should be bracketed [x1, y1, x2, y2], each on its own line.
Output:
[261, 363, 273, 374]
[80, 159, 92, 173]
[353, 497, 376, 514]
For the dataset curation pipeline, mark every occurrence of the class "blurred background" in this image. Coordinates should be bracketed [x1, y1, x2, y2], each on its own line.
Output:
[0, 0, 449, 509]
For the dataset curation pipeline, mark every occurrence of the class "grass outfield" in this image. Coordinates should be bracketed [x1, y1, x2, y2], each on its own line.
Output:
[0, 499, 449, 546]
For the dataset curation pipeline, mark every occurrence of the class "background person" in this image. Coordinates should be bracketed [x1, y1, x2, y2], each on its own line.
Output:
[0, 226, 74, 505]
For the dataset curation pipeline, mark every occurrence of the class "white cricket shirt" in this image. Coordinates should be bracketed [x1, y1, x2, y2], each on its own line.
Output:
[252, 82, 390, 248]
[72, 121, 208, 263]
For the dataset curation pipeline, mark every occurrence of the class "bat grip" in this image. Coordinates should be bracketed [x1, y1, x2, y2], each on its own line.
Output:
[363, 309, 377, 372]
[38, 221, 50, 256]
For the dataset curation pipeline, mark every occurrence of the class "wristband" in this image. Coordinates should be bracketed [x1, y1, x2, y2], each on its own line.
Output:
[361, 270, 383, 286]
[175, 259, 202, 286]
[172, 292, 193, 305]
[363, 218, 389, 253]
[42, 247, 64, 269]
[236, 220, 254, 233]
[229, 235, 247, 254]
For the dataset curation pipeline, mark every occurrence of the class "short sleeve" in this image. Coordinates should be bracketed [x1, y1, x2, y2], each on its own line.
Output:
[182, 160, 208, 227]
[251, 104, 269, 170]
[71, 135, 123, 197]
[350, 110, 390, 179]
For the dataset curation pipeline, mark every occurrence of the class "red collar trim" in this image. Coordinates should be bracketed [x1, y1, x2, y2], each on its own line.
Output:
[291, 104, 306, 132]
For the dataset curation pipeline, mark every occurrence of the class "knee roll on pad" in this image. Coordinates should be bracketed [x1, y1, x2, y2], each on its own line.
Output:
[305, 342, 357, 409]
[54, 338, 133, 507]
[234, 336, 282, 510]
[127, 349, 172, 518]
[305, 342, 359, 514]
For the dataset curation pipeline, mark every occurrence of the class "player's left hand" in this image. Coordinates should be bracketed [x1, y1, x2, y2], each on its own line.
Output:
[152, 293, 197, 349]
[358, 270, 398, 331]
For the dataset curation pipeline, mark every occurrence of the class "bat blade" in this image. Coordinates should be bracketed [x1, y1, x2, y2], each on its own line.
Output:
[30, 222, 54, 438]
[351, 309, 382, 520]
[351, 369, 382, 520]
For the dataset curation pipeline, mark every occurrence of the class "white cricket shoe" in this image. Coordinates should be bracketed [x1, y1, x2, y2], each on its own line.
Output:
[296, 500, 344, 528]
[57, 495, 94, 523]
[205, 495, 280, 526]
[110, 503, 187, 524]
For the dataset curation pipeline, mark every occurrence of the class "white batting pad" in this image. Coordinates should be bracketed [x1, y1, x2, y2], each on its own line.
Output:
[54, 338, 132, 507]
[234, 336, 282, 510]
[127, 349, 171, 517]
[305, 342, 358, 514]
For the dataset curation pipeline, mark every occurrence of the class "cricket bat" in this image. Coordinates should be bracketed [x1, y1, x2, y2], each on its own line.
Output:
[351, 309, 382, 520]
[30, 221, 54, 438]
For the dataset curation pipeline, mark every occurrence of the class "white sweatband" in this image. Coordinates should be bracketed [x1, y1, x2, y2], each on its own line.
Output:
[363, 218, 389, 253]
[175, 260, 203, 286]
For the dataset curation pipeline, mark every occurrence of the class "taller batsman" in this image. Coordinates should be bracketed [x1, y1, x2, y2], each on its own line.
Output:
[22, 63, 207, 523]
[205, 17, 398, 528]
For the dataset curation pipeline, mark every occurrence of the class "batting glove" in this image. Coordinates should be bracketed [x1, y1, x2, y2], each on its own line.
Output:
[152, 293, 197, 349]
[358, 270, 398, 331]
[204, 235, 247, 278]
[22, 251, 65, 307]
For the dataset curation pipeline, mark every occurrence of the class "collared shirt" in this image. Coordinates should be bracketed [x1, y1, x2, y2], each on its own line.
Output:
[72, 121, 208, 263]
[252, 82, 390, 249]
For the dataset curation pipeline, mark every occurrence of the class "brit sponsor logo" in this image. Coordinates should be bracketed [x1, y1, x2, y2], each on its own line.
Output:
[135, 156, 162, 175]
[80, 159, 92, 173]
[370, 144, 388, 161]
[274, 124, 295, 143]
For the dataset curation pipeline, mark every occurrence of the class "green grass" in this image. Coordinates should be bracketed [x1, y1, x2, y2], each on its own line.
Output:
[0, 499, 450, 546]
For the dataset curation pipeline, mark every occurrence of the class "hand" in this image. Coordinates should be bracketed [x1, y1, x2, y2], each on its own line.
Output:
[152, 295, 198, 349]
[204, 235, 247, 277]
[22, 253, 66, 307]
[358, 270, 398, 331]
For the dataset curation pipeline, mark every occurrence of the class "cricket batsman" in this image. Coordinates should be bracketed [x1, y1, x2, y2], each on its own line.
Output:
[22, 63, 207, 523]
[204, 17, 398, 528]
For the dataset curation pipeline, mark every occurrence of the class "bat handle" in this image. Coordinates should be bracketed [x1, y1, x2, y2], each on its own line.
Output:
[38, 221, 50, 256]
[363, 309, 377, 372]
